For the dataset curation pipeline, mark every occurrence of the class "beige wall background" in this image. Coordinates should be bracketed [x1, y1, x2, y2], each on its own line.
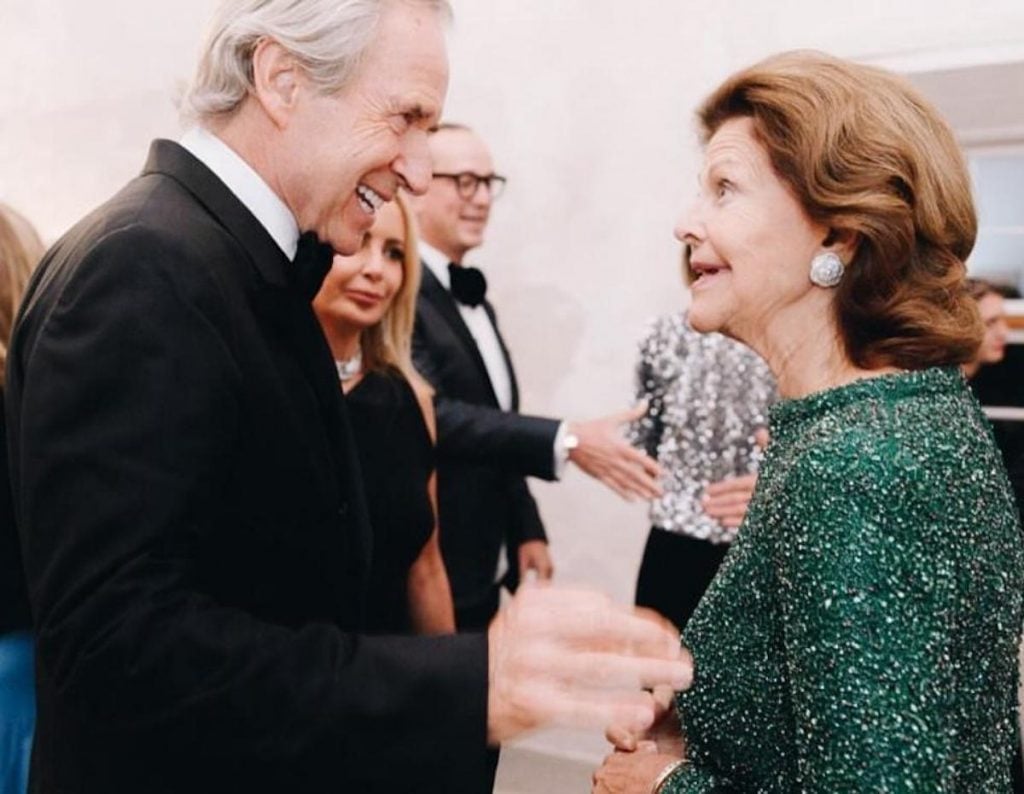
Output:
[3, 0, 1024, 763]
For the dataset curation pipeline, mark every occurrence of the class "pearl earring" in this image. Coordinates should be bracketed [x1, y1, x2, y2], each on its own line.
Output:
[809, 252, 844, 288]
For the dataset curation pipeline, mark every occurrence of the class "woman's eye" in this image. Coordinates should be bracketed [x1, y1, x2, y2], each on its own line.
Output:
[385, 245, 405, 262]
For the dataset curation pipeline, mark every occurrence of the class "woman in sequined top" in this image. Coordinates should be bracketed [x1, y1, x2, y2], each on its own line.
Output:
[594, 51, 1024, 793]
[631, 312, 776, 630]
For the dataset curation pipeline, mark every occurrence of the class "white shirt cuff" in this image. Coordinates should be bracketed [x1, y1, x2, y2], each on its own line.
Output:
[553, 420, 571, 479]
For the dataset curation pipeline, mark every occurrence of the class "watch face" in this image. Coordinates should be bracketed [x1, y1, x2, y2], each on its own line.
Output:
[565, 433, 580, 450]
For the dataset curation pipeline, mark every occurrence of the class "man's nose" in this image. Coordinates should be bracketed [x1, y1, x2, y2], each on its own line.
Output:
[395, 130, 432, 195]
[469, 180, 493, 207]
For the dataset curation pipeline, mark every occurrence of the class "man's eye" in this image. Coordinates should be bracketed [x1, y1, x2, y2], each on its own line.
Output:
[716, 179, 733, 198]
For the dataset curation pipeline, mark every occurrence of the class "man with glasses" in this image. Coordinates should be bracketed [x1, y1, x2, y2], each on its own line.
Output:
[413, 124, 662, 635]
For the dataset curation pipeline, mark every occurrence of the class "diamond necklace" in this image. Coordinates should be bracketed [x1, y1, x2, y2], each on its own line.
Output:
[334, 350, 363, 383]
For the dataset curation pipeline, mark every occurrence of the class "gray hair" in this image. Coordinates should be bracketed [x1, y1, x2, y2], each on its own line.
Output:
[181, 0, 451, 124]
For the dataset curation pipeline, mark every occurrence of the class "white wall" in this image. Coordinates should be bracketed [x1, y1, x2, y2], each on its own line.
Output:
[4, 0, 1024, 763]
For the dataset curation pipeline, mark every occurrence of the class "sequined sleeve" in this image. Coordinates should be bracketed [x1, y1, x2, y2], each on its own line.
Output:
[768, 431, 1011, 790]
[666, 434, 983, 792]
[628, 316, 685, 457]
[667, 369, 1023, 791]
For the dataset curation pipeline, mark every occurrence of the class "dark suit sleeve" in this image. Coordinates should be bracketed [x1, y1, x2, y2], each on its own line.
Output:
[10, 226, 487, 787]
[412, 320, 561, 480]
[500, 475, 549, 594]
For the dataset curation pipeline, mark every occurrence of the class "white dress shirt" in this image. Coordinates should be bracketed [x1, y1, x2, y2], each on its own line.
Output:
[420, 243, 514, 412]
[180, 126, 300, 260]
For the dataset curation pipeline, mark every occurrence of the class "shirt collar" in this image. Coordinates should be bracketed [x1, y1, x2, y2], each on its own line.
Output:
[420, 242, 454, 291]
[180, 126, 301, 260]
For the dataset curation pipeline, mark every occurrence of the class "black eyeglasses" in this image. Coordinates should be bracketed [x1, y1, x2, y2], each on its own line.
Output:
[432, 172, 507, 200]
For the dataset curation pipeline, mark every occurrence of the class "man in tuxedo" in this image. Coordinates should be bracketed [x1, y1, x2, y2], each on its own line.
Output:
[5, 2, 691, 792]
[413, 124, 663, 631]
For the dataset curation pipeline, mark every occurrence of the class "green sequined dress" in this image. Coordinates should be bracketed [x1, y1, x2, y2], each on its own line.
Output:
[665, 367, 1024, 792]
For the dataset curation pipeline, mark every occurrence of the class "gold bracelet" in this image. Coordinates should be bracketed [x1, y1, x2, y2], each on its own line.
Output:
[650, 759, 687, 794]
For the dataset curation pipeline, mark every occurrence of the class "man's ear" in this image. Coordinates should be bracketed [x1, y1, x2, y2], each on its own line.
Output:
[822, 227, 860, 264]
[251, 37, 302, 128]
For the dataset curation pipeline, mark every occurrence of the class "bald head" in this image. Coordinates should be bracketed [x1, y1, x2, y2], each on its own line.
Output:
[416, 126, 496, 263]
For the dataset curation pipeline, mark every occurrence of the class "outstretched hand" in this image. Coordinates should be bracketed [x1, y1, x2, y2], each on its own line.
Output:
[569, 403, 663, 501]
[486, 585, 692, 745]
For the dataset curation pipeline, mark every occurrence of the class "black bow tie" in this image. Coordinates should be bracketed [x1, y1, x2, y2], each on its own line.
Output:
[448, 262, 487, 307]
[292, 232, 334, 300]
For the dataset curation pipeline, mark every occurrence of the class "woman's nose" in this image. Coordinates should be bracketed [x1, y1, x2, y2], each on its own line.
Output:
[674, 198, 705, 246]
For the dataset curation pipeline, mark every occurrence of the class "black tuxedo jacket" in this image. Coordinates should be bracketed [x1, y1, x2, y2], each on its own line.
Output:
[413, 267, 556, 618]
[5, 141, 487, 793]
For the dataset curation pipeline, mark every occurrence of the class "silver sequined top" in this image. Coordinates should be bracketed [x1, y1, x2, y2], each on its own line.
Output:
[630, 313, 777, 544]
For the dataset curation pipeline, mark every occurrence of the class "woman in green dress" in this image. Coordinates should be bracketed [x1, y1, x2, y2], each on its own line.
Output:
[593, 50, 1024, 793]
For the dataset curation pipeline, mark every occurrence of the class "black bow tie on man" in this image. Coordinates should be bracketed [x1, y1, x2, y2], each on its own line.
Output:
[292, 231, 335, 300]
[448, 262, 488, 307]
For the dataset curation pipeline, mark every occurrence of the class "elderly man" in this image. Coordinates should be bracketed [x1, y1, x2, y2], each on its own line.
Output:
[414, 124, 663, 632]
[5, 1, 690, 792]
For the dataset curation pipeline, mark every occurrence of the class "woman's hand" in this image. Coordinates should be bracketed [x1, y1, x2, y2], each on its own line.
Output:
[592, 747, 684, 794]
[605, 684, 683, 754]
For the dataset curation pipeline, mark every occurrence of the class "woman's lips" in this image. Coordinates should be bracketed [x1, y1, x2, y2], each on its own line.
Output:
[690, 262, 730, 289]
[345, 290, 384, 307]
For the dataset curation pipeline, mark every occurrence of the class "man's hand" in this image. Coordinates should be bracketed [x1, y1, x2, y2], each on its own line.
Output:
[517, 540, 554, 582]
[487, 585, 692, 745]
[569, 403, 662, 501]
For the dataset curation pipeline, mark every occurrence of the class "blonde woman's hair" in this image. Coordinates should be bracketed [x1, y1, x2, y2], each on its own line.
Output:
[359, 192, 428, 392]
[0, 203, 44, 388]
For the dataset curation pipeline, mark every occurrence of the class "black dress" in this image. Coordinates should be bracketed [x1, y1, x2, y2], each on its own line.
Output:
[347, 369, 435, 633]
[0, 389, 31, 635]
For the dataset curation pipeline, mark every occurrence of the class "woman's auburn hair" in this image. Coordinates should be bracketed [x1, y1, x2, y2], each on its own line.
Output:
[697, 50, 982, 370]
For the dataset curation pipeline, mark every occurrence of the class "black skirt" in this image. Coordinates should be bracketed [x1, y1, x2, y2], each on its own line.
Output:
[635, 527, 729, 632]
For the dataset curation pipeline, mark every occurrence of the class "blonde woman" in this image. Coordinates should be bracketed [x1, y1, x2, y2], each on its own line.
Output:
[0, 202, 44, 794]
[313, 193, 454, 634]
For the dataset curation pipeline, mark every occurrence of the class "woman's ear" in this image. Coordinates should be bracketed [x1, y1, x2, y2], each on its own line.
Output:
[822, 227, 860, 264]
[250, 37, 301, 128]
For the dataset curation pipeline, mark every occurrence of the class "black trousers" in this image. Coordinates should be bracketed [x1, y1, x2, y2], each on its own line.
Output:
[454, 585, 501, 791]
[635, 527, 729, 632]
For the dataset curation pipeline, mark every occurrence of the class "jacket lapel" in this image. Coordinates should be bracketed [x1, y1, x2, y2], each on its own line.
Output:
[484, 302, 520, 411]
[143, 140, 374, 595]
[419, 265, 504, 406]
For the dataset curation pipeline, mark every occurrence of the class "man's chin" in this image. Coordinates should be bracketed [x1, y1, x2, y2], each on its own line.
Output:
[458, 234, 485, 252]
[324, 225, 367, 258]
